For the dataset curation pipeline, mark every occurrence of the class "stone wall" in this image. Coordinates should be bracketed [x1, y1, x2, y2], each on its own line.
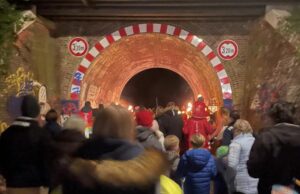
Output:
[0, 18, 61, 123]
[242, 21, 300, 130]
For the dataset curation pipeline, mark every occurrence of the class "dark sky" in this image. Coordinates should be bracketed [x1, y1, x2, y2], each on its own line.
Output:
[121, 68, 194, 108]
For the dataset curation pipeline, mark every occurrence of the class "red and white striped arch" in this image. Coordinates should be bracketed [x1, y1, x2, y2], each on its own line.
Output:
[70, 23, 232, 101]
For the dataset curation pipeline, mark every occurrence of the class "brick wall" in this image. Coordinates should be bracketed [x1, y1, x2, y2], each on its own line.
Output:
[56, 21, 251, 108]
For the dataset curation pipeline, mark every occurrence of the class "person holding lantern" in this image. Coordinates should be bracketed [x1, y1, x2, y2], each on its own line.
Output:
[183, 95, 215, 150]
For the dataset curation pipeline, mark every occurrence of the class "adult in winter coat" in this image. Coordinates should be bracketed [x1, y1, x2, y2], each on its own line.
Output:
[247, 101, 300, 194]
[136, 126, 163, 151]
[135, 109, 164, 151]
[50, 116, 86, 188]
[176, 134, 217, 194]
[222, 110, 240, 146]
[228, 119, 258, 194]
[62, 104, 168, 194]
[156, 102, 184, 141]
[183, 96, 214, 149]
[0, 95, 51, 194]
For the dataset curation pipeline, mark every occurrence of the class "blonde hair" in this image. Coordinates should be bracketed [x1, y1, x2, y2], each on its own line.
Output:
[233, 119, 253, 135]
[190, 134, 205, 148]
[93, 104, 135, 141]
[63, 115, 86, 134]
[164, 135, 179, 151]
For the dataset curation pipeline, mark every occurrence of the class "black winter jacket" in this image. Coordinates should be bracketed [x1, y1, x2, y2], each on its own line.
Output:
[247, 123, 300, 194]
[156, 110, 183, 141]
[0, 117, 51, 187]
[221, 120, 236, 146]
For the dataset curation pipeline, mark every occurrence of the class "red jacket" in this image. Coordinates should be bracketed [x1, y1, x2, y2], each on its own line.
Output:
[79, 111, 93, 127]
[183, 117, 214, 149]
[192, 101, 209, 119]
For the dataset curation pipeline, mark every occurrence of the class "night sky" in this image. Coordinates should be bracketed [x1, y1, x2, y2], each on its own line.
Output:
[121, 68, 194, 108]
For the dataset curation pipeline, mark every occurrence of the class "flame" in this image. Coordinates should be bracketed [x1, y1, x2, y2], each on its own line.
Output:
[128, 105, 133, 112]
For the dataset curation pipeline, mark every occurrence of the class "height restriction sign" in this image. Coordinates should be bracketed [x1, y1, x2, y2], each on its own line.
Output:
[68, 37, 89, 57]
[217, 40, 238, 60]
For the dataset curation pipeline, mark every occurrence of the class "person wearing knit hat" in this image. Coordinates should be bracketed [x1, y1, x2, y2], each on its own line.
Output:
[0, 95, 51, 194]
[135, 109, 153, 128]
[216, 146, 229, 158]
[135, 109, 163, 151]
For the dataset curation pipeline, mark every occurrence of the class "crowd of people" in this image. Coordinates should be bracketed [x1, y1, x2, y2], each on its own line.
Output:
[0, 94, 299, 194]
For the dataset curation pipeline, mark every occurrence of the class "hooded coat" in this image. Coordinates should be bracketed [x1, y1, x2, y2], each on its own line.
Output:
[136, 126, 163, 151]
[228, 133, 258, 194]
[247, 123, 300, 194]
[156, 110, 184, 141]
[176, 149, 217, 194]
[62, 138, 168, 194]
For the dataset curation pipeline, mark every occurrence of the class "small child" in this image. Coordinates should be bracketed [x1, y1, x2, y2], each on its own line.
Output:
[164, 135, 180, 184]
[176, 134, 216, 194]
[214, 146, 236, 194]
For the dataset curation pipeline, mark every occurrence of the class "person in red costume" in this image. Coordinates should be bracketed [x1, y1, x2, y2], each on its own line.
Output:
[183, 95, 215, 149]
[79, 101, 93, 128]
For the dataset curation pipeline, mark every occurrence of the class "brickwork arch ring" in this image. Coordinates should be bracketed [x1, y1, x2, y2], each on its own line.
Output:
[70, 23, 232, 103]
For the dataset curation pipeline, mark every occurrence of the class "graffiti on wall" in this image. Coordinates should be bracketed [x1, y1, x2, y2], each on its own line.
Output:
[4, 67, 51, 119]
[250, 83, 285, 113]
[4, 67, 35, 96]
[0, 121, 8, 134]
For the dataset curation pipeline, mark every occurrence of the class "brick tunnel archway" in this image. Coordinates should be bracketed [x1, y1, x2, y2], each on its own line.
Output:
[70, 24, 232, 108]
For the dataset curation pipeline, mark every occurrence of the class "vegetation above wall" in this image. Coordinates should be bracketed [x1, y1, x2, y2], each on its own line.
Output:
[279, 8, 300, 58]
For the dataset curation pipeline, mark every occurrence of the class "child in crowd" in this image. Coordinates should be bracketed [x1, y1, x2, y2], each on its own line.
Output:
[176, 134, 216, 194]
[164, 135, 180, 184]
[214, 146, 236, 194]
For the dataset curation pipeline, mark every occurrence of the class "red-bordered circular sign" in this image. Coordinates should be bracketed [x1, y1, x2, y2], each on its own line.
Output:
[217, 40, 238, 60]
[68, 37, 89, 57]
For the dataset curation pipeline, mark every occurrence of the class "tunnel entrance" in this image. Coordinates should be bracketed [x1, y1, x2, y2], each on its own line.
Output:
[120, 68, 194, 108]
[70, 24, 232, 115]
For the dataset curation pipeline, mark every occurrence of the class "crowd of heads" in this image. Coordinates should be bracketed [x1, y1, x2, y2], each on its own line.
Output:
[0, 94, 299, 194]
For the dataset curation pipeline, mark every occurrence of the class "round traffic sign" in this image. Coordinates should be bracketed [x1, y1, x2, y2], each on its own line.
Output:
[217, 40, 238, 60]
[68, 37, 89, 57]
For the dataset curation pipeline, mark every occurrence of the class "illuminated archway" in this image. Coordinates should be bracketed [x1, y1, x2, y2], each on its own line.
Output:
[70, 24, 232, 107]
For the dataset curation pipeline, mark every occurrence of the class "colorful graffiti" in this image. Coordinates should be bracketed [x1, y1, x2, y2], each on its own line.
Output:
[250, 83, 285, 113]
[4, 67, 50, 119]
[4, 67, 35, 96]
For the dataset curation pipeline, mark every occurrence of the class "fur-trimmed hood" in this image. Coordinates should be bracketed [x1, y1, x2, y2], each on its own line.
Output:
[68, 149, 169, 189]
